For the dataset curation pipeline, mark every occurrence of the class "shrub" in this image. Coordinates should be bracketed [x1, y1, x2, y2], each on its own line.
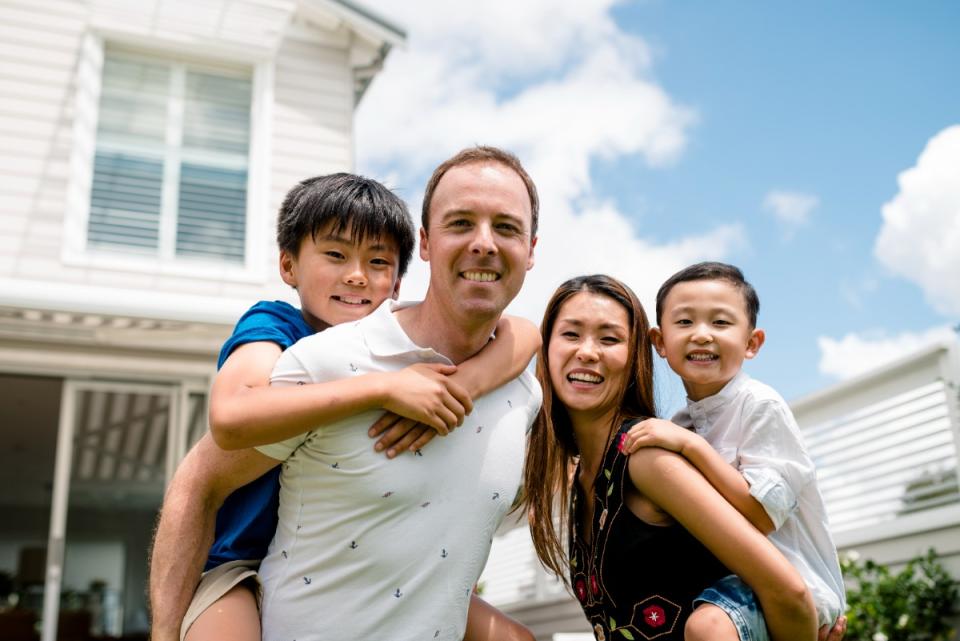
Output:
[841, 548, 959, 641]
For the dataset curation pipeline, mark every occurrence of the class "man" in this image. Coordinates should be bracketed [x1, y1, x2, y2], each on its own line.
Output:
[150, 146, 542, 641]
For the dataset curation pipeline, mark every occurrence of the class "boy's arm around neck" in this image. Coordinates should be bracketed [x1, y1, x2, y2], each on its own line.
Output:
[210, 340, 400, 449]
[449, 314, 540, 398]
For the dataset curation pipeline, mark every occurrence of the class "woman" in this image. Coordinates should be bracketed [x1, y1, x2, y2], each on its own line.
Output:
[524, 275, 843, 641]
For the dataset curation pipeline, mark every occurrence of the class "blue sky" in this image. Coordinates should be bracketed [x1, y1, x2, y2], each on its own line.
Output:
[355, 1, 960, 411]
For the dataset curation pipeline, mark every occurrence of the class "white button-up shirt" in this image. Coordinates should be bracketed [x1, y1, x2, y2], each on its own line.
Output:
[672, 371, 846, 625]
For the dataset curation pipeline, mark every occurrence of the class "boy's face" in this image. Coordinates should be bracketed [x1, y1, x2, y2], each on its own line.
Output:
[279, 223, 401, 331]
[651, 279, 764, 402]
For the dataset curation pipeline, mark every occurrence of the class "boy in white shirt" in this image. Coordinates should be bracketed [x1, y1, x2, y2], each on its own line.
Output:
[622, 261, 845, 641]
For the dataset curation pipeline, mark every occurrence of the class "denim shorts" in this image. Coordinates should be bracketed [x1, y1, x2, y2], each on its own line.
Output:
[693, 574, 770, 641]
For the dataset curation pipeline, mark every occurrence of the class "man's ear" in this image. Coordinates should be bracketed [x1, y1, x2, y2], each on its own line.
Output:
[526, 235, 537, 271]
[745, 328, 765, 360]
[279, 250, 298, 288]
[649, 326, 666, 358]
[418, 227, 430, 262]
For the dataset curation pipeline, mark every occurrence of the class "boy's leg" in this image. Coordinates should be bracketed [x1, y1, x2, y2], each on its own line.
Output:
[184, 582, 260, 641]
[179, 561, 261, 641]
[689, 574, 770, 641]
[685, 604, 739, 641]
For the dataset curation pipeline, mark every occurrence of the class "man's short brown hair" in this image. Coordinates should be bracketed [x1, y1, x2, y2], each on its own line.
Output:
[420, 146, 539, 237]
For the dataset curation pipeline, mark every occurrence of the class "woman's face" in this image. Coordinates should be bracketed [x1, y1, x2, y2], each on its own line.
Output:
[547, 291, 631, 426]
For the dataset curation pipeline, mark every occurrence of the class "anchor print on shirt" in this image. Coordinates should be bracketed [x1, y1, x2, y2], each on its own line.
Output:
[349, 363, 358, 373]
[349, 541, 358, 549]
[394, 588, 403, 598]
[441, 548, 448, 558]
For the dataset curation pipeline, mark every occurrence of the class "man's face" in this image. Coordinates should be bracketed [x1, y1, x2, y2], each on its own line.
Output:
[651, 279, 764, 401]
[279, 223, 401, 331]
[419, 161, 536, 323]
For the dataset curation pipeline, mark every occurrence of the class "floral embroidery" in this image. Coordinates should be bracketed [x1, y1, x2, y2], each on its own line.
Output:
[593, 623, 606, 641]
[575, 578, 588, 603]
[590, 574, 601, 597]
[598, 508, 608, 530]
[643, 605, 665, 628]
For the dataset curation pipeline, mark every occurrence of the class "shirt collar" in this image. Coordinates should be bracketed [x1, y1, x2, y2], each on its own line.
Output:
[359, 299, 453, 363]
[681, 370, 751, 423]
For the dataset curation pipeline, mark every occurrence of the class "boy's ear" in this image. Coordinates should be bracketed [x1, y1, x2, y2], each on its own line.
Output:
[418, 227, 430, 262]
[391, 277, 402, 300]
[745, 328, 765, 360]
[649, 326, 666, 358]
[279, 250, 298, 288]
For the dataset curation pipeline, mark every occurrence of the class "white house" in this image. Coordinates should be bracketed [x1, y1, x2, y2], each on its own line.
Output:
[0, 1, 403, 639]
[479, 338, 960, 640]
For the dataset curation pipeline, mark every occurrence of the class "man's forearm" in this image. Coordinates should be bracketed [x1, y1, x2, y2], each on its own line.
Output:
[149, 455, 220, 641]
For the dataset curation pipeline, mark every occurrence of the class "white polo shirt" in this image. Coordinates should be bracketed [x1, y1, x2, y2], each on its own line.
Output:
[672, 371, 845, 625]
[256, 299, 542, 641]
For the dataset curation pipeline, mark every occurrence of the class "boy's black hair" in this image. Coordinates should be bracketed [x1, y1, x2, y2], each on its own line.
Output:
[655, 261, 760, 328]
[276, 173, 415, 277]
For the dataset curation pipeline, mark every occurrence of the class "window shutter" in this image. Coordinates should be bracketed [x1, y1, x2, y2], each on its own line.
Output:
[175, 71, 251, 262]
[88, 57, 169, 252]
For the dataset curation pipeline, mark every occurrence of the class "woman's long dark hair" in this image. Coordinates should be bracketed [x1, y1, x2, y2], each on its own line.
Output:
[522, 274, 656, 581]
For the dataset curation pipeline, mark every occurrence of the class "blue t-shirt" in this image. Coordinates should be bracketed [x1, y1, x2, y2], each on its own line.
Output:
[204, 300, 315, 570]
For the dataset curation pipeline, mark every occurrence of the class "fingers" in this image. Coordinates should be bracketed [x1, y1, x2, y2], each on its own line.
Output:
[820, 616, 847, 641]
[369, 411, 402, 438]
[408, 429, 437, 453]
[445, 379, 474, 416]
[385, 424, 430, 458]
[374, 417, 421, 453]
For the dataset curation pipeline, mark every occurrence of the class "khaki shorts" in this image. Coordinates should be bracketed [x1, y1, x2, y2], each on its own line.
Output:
[180, 559, 262, 641]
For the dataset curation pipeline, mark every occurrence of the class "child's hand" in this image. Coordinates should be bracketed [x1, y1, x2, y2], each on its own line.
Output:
[383, 363, 474, 433]
[619, 418, 694, 455]
[369, 412, 437, 458]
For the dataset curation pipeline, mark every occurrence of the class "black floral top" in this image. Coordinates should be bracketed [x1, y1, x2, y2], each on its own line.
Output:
[569, 420, 730, 641]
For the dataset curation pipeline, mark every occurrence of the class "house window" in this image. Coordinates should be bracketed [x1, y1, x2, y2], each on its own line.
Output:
[88, 49, 252, 264]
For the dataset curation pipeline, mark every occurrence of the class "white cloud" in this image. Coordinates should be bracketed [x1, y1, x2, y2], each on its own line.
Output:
[762, 190, 818, 234]
[817, 325, 956, 380]
[356, 1, 743, 323]
[874, 125, 960, 316]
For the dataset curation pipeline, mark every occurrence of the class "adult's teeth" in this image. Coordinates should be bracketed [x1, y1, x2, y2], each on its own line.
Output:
[569, 372, 602, 383]
[463, 271, 499, 282]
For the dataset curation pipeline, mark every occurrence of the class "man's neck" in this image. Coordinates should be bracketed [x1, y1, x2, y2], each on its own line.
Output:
[395, 297, 498, 364]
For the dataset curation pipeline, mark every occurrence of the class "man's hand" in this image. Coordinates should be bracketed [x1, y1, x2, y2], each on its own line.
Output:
[620, 418, 696, 455]
[818, 615, 847, 641]
[368, 412, 438, 458]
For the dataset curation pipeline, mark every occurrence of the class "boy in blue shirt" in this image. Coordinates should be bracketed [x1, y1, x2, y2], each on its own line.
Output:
[150, 173, 539, 641]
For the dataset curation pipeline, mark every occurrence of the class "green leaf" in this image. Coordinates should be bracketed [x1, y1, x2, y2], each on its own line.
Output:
[620, 629, 635, 640]
[604, 469, 612, 480]
[607, 485, 614, 496]
[609, 616, 617, 629]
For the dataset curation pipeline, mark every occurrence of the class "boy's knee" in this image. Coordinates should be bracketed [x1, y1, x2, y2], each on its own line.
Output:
[685, 604, 736, 641]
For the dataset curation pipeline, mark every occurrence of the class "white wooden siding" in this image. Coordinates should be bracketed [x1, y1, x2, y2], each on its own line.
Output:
[0, 0, 379, 321]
